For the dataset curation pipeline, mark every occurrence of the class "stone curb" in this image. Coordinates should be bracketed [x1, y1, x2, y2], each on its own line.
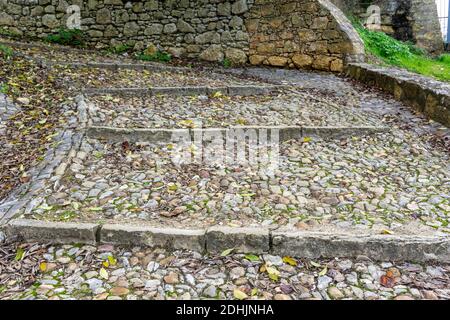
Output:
[83, 85, 287, 97]
[346, 63, 450, 127]
[5, 219, 99, 245]
[5, 219, 450, 262]
[100, 224, 206, 253]
[271, 231, 450, 262]
[206, 226, 270, 254]
[86, 125, 389, 143]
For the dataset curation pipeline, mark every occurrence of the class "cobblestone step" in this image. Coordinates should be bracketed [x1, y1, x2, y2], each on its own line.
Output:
[84, 92, 383, 129]
[4, 219, 450, 263]
[86, 126, 389, 143]
[10, 133, 449, 235]
[83, 85, 286, 97]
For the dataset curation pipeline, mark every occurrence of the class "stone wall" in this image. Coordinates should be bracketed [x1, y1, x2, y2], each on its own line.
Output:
[0, 0, 364, 71]
[247, 0, 364, 71]
[331, 0, 444, 55]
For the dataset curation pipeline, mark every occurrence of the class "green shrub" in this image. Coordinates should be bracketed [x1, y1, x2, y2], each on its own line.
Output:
[137, 51, 172, 62]
[0, 44, 13, 59]
[45, 28, 85, 47]
[0, 83, 9, 94]
[108, 44, 132, 54]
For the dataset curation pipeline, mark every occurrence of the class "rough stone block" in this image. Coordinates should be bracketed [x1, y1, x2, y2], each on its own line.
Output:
[206, 226, 270, 254]
[101, 224, 206, 252]
[6, 219, 99, 244]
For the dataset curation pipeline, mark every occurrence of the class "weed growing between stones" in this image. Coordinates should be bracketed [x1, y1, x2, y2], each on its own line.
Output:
[0, 44, 13, 60]
[107, 44, 133, 55]
[137, 51, 172, 63]
[45, 28, 85, 47]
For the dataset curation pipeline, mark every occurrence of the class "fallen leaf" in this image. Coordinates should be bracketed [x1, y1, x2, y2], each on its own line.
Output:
[100, 268, 109, 280]
[282, 256, 297, 266]
[380, 275, 396, 288]
[310, 261, 321, 268]
[319, 266, 328, 276]
[233, 289, 248, 300]
[39, 262, 47, 272]
[266, 265, 280, 282]
[15, 248, 25, 261]
[220, 248, 234, 257]
[245, 254, 260, 262]
[107, 255, 117, 266]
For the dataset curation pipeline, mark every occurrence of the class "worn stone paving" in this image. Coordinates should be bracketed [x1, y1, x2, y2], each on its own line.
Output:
[1, 54, 448, 234]
[0, 38, 144, 65]
[15, 130, 449, 233]
[1, 241, 449, 300]
[1, 41, 450, 300]
[87, 91, 382, 129]
[0, 93, 19, 136]
[56, 65, 269, 89]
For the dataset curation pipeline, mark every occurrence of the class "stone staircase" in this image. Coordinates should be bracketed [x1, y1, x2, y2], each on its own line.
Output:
[1, 42, 449, 262]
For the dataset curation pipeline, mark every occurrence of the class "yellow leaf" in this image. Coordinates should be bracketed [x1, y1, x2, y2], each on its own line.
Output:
[107, 255, 117, 266]
[310, 261, 321, 268]
[268, 273, 279, 281]
[251, 288, 258, 296]
[167, 184, 178, 192]
[212, 91, 224, 98]
[319, 266, 328, 276]
[303, 137, 312, 143]
[233, 289, 248, 300]
[266, 265, 280, 281]
[381, 229, 394, 235]
[100, 268, 109, 280]
[283, 256, 297, 266]
[102, 261, 110, 268]
[39, 262, 47, 272]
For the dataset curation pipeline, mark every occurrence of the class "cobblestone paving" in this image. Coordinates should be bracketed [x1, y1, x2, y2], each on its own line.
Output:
[0, 93, 19, 136]
[1, 241, 449, 300]
[56, 66, 269, 89]
[1, 61, 448, 234]
[2, 42, 450, 300]
[0, 38, 144, 65]
[87, 91, 382, 129]
[17, 129, 449, 233]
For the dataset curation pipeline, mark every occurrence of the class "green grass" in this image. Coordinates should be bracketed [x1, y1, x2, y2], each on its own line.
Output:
[136, 50, 172, 63]
[45, 28, 85, 47]
[107, 44, 132, 54]
[0, 27, 21, 38]
[354, 22, 450, 82]
[0, 44, 13, 60]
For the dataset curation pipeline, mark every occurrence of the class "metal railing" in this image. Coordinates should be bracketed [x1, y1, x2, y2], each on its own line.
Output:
[436, 0, 449, 44]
